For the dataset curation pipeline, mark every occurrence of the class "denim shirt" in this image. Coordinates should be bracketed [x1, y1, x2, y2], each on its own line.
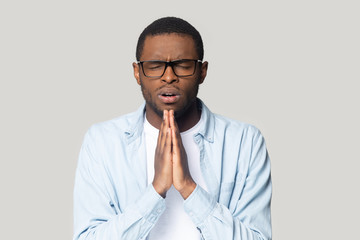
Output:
[73, 100, 272, 240]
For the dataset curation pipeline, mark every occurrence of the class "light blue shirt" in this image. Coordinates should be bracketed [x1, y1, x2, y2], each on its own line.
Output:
[73, 100, 272, 240]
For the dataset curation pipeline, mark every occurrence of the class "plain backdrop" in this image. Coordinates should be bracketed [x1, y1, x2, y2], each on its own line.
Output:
[1, 1, 359, 239]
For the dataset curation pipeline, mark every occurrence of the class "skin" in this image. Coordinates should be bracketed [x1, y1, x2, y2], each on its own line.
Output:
[132, 34, 208, 199]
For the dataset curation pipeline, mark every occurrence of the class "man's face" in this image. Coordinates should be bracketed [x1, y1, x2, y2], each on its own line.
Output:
[133, 33, 208, 118]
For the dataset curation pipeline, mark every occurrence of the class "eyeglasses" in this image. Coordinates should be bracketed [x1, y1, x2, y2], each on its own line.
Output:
[137, 59, 202, 78]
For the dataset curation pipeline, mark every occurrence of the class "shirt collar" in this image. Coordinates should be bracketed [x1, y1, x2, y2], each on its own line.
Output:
[197, 99, 215, 143]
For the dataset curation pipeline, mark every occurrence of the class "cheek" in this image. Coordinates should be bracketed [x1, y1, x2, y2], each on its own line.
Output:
[185, 83, 199, 95]
[140, 82, 156, 99]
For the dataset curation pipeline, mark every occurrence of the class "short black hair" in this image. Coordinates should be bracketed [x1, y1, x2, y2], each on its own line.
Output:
[136, 17, 204, 61]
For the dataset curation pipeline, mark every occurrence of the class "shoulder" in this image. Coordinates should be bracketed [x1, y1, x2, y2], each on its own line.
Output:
[84, 106, 144, 144]
[86, 113, 127, 136]
[199, 100, 263, 143]
[210, 113, 269, 169]
[212, 113, 262, 140]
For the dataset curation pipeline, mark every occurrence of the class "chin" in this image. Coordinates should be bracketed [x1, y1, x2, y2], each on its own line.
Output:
[155, 104, 182, 118]
[148, 98, 196, 119]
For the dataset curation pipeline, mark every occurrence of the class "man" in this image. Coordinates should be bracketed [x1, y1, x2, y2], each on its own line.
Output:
[74, 17, 272, 240]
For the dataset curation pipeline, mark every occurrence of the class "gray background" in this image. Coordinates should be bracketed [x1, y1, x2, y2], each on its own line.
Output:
[1, 0, 359, 239]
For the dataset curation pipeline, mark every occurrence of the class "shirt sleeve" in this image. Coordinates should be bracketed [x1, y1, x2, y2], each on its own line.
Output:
[73, 128, 166, 240]
[184, 129, 272, 240]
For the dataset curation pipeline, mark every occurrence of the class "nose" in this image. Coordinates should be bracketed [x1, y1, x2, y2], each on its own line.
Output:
[161, 64, 178, 84]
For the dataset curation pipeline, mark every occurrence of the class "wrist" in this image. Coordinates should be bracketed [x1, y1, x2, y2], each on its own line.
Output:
[179, 180, 196, 200]
[152, 182, 168, 198]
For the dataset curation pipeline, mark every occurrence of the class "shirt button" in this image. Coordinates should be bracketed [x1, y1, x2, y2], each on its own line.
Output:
[156, 208, 162, 214]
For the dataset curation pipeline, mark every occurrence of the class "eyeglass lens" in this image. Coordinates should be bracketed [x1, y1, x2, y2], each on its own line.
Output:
[142, 60, 196, 77]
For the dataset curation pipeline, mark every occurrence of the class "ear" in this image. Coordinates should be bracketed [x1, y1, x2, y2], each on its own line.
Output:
[132, 62, 141, 85]
[198, 61, 208, 84]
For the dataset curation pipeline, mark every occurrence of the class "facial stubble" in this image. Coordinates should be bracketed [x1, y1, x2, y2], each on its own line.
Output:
[139, 78, 200, 120]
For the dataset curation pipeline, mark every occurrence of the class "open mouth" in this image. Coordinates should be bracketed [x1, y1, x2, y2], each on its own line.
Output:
[158, 92, 180, 103]
[161, 93, 177, 97]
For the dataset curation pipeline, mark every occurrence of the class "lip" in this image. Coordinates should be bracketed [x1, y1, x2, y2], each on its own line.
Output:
[157, 88, 181, 104]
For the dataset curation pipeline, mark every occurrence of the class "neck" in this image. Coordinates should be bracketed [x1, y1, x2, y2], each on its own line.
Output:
[175, 100, 201, 132]
[145, 99, 201, 132]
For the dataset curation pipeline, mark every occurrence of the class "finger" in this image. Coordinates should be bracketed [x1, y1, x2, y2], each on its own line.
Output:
[164, 109, 170, 129]
[157, 123, 167, 152]
[165, 126, 172, 152]
[171, 127, 181, 160]
[169, 110, 181, 141]
[169, 110, 176, 131]
[172, 127, 187, 172]
[157, 117, 164, 146]
[160, 110, 171, 150]
[170, 110, 180, 131]
[168, 111, 180, 150]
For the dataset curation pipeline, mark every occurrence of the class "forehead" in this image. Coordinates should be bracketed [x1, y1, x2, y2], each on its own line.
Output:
[141, 33, 197, 60]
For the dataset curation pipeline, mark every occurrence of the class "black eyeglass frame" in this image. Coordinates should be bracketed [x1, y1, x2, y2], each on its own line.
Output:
[137, 59, 202, 78]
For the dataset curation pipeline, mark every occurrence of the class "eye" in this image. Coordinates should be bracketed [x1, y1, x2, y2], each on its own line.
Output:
[148, 63, 162, 69]
[175, 61, 192, 69]
[144, 62, 164, 70]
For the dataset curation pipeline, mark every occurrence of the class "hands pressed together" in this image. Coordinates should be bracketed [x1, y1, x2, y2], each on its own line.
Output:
[152, 110, 196, 200]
